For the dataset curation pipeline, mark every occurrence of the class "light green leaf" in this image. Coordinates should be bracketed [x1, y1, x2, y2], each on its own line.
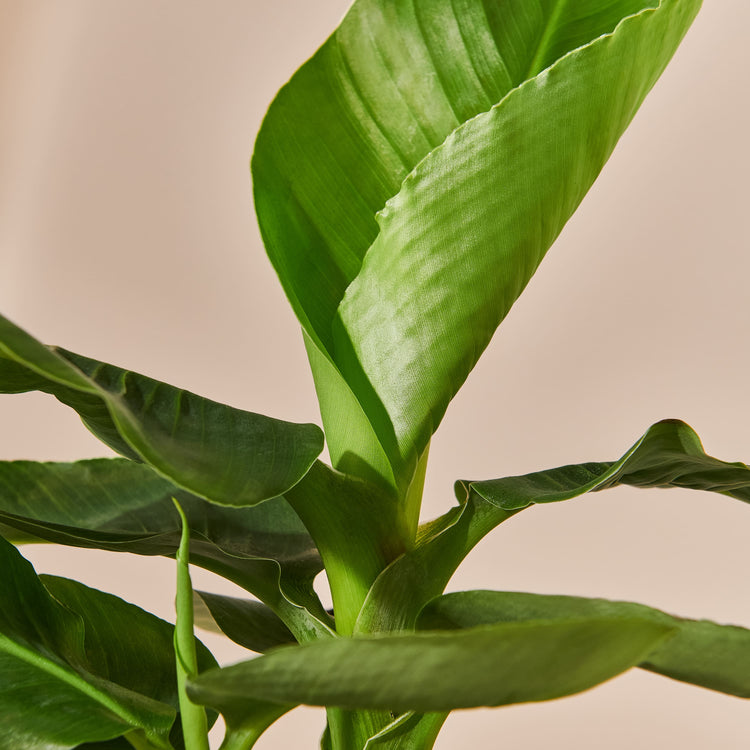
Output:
[419, 591, 750, 699]
[0, 458, 332, 643]
[188, 617, 673, 715]
[194, 592, 294, 654]
[254, 0, 701, 493]
[0, 314, 324, 507]
[0, 535, 176, 749]
[284, 461, 409, 635]
[172, 501, 210, 750]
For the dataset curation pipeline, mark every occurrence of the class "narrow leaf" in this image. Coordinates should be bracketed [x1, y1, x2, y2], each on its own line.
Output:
[0, 314, 324, 507]
[420, 591, 750, 699]
[172, 501, 210, 750]
[188, 617, 673, 715]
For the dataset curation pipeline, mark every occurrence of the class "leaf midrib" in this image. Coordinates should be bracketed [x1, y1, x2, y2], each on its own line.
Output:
[0, 632, 163, 735]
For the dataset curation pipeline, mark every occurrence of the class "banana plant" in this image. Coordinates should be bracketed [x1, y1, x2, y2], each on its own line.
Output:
[1, 0, 747, 749]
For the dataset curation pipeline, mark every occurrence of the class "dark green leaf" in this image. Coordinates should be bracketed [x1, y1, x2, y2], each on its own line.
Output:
[41, 575, 216, 709]
[194, 592, 294, 653]
[460, 419, 750, 511]
[0, 458, 332, 643]
[255, 0, 701, 493]
[0, 536, 175, 749]
[358, 419, 749, 634]
[420, 590, 750, 699]
[188, 617, 673, 715]
[0, 314, 324, 507]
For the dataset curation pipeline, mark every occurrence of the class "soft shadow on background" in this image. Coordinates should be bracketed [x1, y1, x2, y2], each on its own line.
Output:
[1, 2, 749, 747]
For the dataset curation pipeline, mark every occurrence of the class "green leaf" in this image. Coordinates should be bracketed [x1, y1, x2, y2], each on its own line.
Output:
[460, 419, 750, 511]
[188, 617, 673, 715]
[254, 0, 701, 492]
[0, 458, 333, 643]
[194, 592, 295, 653]
[419, 591, 750, 699]
[0, 535, 176, 749]
[357, 419, 750, 634]
[40, 576, 217, 711]
[0, 314, 323, 507]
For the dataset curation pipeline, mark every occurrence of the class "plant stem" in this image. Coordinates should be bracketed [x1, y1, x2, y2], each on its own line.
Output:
[173, 499, 210, 750]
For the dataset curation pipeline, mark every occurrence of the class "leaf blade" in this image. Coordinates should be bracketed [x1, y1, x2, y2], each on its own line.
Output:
[0, 314, 324, 507]
[419, 590, 750, 699]
[188, 617, 673, 715]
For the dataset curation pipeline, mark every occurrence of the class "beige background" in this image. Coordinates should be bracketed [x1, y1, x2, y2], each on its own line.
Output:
[1, 1, 749, 747]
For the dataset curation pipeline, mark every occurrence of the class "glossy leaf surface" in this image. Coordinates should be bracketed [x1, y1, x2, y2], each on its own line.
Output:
[420, 591, 750, 698]
[189, 617, 672, 715]
[0, 536, 177, 749]
[0, 458, 331, 642]
[0, 314, 323, 507]
[358, 420, 749, 634]
[255, 0, 701, 492]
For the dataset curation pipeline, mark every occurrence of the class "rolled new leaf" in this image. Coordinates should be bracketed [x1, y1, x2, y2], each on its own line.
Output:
[419, 591, 750, 699]
[0, 535, 177, 749]
[254, 0, 702, 493]
[0, 458, 332, 643]
[0, 314, 324, 507]
[188, 617, 673, 717]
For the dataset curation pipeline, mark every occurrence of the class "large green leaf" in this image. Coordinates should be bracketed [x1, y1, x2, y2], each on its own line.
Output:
[0, 535, 176, 749]
[188, 617, 673, 716]
[356, 420, 750, 633]
[40, 575, 217, 711]
[0, 314, 323, 507]
[254, 0, 701, 493]
[419, 591, 750, 699]
[0, 458, 333, 642]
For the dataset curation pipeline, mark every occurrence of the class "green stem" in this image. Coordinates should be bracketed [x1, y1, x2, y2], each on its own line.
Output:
[173, 499, 210, 750]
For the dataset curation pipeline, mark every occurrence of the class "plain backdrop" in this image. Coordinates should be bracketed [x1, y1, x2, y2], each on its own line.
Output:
[1, 1, 749, 747]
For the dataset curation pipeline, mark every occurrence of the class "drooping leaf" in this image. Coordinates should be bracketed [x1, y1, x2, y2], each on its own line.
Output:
[0, 457, 332, 642]
[194, 591, 295, 653]
[419, 591, 750, 699]
[0, 535, 176, 749]
[188, 617, 673, 716]
[357, 419, 749, 634]
[459, 419, 750, 511]
[254, 0, 701, 493]
[0, 314, 323, 507]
